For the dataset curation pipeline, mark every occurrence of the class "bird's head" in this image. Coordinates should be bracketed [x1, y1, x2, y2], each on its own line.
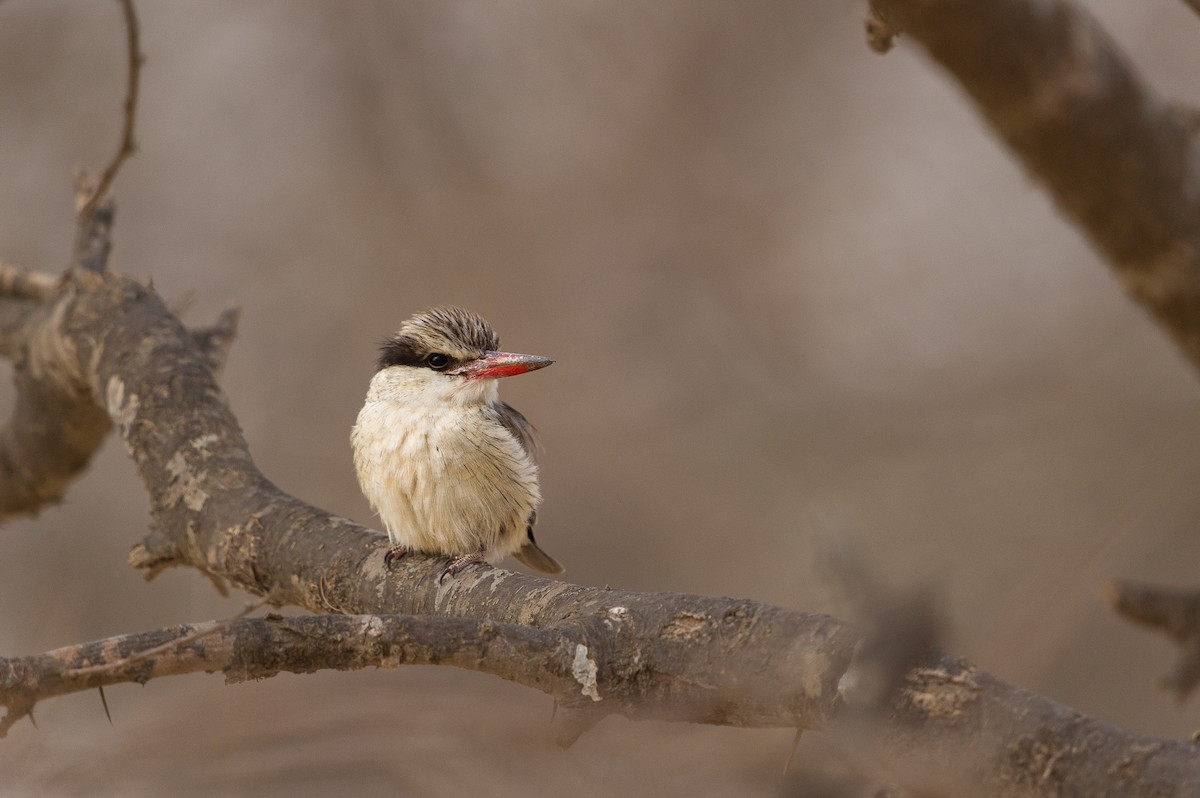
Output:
[373, 306, 553, 405]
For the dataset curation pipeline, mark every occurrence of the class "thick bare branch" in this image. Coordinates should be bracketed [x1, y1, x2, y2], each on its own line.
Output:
[868, 0, 1200, 373]
[0, 613, 584, 738]
[0, 242, 1185, 791]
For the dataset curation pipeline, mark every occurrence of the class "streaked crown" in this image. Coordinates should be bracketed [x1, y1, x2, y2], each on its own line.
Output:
[377, 306, 500, 371]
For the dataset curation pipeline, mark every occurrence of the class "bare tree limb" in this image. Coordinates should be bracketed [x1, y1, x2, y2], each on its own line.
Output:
[6, 3, 1200, 783]
[867, 0, 1200, 375]
[77, 0, 142, 220]
[0, 204, 1185, 792]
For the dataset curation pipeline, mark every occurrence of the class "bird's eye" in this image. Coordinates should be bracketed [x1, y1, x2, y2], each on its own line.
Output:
[425, 353, 451, 370]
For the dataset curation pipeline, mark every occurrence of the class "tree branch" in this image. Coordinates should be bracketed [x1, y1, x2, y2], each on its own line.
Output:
[0, 613, 587, 739]
[867, 0, 1200, 374]
[0, 207, 1188, 793]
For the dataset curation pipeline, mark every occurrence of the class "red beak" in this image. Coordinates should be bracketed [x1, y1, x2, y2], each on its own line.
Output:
[453, 351, 553, 380]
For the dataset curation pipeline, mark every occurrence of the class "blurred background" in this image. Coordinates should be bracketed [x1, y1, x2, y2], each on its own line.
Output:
[1, 1, 1200, 794]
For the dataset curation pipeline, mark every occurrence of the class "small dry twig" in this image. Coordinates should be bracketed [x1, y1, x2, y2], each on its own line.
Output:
[64, 597, 270, 679]
[77, 0, 143, 219]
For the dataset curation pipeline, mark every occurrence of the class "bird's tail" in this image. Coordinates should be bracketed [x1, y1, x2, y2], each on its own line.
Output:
[513, 541, 565, 574]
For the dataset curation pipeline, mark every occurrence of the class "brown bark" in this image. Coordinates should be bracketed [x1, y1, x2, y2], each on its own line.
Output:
[0, 225, 1191, 791]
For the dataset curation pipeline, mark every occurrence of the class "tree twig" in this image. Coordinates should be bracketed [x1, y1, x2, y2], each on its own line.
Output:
[77, 0, 143, 220]
[64, 596, 270, 679]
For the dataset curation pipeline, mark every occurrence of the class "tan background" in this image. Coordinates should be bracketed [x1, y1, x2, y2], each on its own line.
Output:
[2, 1, 1200, 795]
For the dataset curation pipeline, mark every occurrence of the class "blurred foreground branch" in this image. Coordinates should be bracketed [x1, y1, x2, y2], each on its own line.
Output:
[0, 207, 1196, 795]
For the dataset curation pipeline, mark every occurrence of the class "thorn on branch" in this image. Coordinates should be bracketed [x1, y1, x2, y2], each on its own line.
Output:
[1106, 579, 1200, 700]
[783, 727, 803, 774]
[98, 685, 113, 725]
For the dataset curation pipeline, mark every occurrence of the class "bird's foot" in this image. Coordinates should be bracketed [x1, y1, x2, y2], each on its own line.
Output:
[439, 548, 488, 584]
[384, 545, 413, 569]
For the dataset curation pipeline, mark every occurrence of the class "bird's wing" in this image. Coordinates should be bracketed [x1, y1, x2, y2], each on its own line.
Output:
[494, 401, 540, 466]
[493, 401, 564, 574]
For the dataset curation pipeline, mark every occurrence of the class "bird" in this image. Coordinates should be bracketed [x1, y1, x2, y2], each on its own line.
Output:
[352, 305, 564, 580]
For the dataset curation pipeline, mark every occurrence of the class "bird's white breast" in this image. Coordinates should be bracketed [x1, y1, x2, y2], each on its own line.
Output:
[351, 370, 540, 560]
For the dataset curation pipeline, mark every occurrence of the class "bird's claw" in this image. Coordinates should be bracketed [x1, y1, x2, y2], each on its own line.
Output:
[384, 545, 412, 569]
[439, 550, 488, 584]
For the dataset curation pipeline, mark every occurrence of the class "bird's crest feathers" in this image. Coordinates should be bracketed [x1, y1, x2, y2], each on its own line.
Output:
[377, 306, 500, 371]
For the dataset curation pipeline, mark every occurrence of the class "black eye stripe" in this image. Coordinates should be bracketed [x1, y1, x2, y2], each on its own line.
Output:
[377, 337, 424, 369]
